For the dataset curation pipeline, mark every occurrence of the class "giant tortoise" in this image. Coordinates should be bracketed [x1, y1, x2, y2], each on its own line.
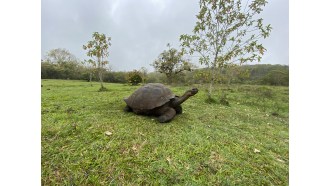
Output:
[124, 83, 198, 123]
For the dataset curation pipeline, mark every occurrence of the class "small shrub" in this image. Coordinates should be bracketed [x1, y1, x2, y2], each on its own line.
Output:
[219, 92, 230, 106]
[256, 86, 273, 99]
[205, 96, 217, 104]
[271, 112, 279, 117]
[204, 91, 230, 106]
[98, 86, 109, 92]
[127, 70, 143, 85]
[219, 98, 229, 106]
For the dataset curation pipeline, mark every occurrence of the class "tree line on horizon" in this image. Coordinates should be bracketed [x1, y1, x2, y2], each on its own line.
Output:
[41, 49, 288, 86]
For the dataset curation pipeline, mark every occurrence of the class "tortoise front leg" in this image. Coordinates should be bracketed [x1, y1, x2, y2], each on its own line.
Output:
[158, 108, 176, 123]
[124, 105, 132, 112]
[174, 105, 182, 114]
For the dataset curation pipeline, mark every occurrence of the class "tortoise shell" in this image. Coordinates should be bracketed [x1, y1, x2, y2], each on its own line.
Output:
[124, 83, 175, 110]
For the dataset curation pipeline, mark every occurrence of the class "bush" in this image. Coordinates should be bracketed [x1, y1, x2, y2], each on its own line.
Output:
[260, 70, 289, 86]
[255, 86, 274, 99]
[41, 61, 89, 80]
[219, 92, 230, 106]
[104, 71, 126, 83]
[127, 70, 143, 85]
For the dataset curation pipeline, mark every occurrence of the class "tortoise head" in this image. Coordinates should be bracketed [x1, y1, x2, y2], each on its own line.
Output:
[182, 88, 198, 97]
[189, 88, 199, 96]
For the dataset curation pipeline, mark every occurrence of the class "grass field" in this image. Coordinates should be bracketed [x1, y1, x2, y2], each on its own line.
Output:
[41, 79, 289, 185]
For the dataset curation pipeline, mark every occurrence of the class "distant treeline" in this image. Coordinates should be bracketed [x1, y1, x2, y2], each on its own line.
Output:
[41, 61, 289, 86]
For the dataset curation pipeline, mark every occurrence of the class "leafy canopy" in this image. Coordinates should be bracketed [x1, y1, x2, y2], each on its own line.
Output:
[44, 48, 78, 65]
[127, 70, 143, 85]
[180, 0, 271, 99]
[152, 44, 194, 84]
[180, 0, 272, 68]
[83, 32, 112, 89]
[83, 32, 111, 67]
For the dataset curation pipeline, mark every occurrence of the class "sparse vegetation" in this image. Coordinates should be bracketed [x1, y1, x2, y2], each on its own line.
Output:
[152, 43, 194, 84]
[42, 79, 288, 185]
[83, 32, 112, 90]
[126, 70, 143, 85]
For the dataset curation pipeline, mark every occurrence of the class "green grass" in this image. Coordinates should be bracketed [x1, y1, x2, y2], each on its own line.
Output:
[42, 79, 289, 185]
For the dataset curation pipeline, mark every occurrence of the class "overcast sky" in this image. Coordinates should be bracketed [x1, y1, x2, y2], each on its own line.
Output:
[41, 0, 288, 71]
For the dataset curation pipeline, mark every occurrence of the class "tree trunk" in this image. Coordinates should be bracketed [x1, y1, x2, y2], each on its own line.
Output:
[208, 67, 216, 100]
[89, 72, 93, 86]
[99, 69, 104, 88]
[227, 68, 232, 86]
[167, 74, 173, 84]
[208, 51, 219, 100]
[97, 57, 104, 89]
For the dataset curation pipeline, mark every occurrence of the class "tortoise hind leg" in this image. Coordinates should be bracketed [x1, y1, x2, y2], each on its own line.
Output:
[158, 108, 176, 123]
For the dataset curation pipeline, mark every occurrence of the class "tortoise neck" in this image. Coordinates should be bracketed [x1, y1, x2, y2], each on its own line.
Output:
[171, 91, 192, 107]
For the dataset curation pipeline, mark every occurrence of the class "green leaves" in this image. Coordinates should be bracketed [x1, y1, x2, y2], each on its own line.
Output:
[180, 0, 272, 67]
[44, 48, 78, 65]
[152, 44, 194, 84]
[127, 70, 143, 85]
[83, 32, 111, 60]
[179, 0, 271, 98]
[83, 32, 112, 88]
[249, 0, 268, 14]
